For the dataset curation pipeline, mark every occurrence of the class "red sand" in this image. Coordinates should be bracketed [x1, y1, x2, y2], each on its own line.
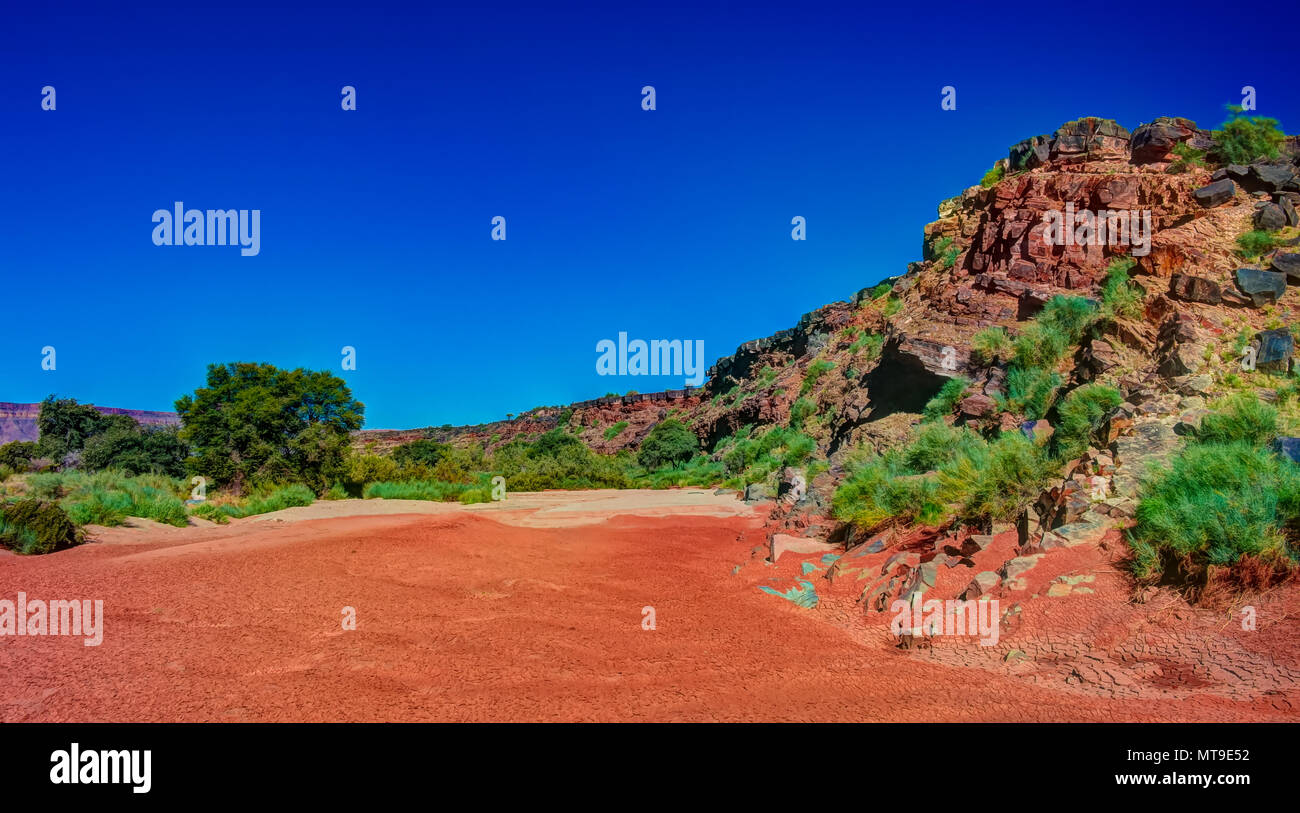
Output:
[2, 507, 1297, 722]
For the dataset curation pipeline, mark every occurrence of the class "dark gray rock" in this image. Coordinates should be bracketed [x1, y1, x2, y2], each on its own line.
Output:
[1271, 252, 1300, 280]
[1272, 437, 1300, 465]
[1236, 267, 1287, 306]
[743, 483, 771, 503]
[1278, 194, 1299, 227]
[1009, 134, 1051, 171]
[1254, 328, 1294, 371]
[1255, 203, 1288, 231]
[1130, 117, 1196, 163]
[1251, 162, 1297, 192]
[1193, 178, 1236, 207]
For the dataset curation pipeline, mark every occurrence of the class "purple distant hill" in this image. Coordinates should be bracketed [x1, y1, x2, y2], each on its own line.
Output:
[0, 402, 181, 444]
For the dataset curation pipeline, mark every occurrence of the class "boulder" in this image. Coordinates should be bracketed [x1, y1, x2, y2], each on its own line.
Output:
[1009, 135, 1051, 171]
[1050, 118, 1131, 163]
[777, 466, 807, 504]
[1039, 513, 1108, 549]
[1271, 252, 1300, 280]
[1236, 268, 1288, 306]
[961, 571, 1001, 601]
[1020, 419, 1053, 444]
[1250, 162, 1298, 192]
[743, 483, 771, 503]
[1168, 273, 1222, 304]
[899, 561, 938, 604]
[1193, 178, 1236, 207]
[1253, 328, 1294, 372]
[1130, 117, 1198, 164]
[1272, 437, 1300, 465]
[1278, 195, 1299, 227]
[959, 392, 997, 418]
[770, 533, 837, 563]
[1255, 203, 1288, 231]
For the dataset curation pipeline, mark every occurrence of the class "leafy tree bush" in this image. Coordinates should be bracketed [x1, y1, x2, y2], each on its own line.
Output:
[175, 362, 363, 494]
[392, 439, 450, 468]
[637, 419, 699, 470]
[603, 421, 629, 440]
[81, 424, 188, 477]
[35, 397, 127, 461]
[1213, 108, 1286, 165]
[0, 441, 39, 472]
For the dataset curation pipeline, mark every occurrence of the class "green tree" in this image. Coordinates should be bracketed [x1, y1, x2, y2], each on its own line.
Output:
[637, 419, 699, 470]
[35, 396, 117, 460]
[175, 362, 364, 493]
[392, 439, 451, 468]
[82, 424, 188, 477]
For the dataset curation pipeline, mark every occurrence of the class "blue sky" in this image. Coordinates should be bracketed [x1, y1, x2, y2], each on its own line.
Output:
[1, 0, 1294, 428]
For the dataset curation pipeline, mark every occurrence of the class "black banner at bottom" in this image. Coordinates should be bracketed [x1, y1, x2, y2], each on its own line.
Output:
[2, 722, 1289, 801]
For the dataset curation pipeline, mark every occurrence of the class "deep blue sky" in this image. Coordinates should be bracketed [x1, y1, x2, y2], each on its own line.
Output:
[1, 1, 1294, 428]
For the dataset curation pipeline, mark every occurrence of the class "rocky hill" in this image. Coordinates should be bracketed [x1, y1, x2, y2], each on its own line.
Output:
[364, 115, 1300, 482]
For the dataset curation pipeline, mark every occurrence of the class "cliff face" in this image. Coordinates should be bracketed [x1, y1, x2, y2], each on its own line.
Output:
[0, 402, 180, 444]
[366, 115, 1300, 472]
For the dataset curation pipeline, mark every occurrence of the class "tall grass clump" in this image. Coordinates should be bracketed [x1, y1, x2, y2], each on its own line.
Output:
[1129, 393, 1299, 584]
[1054, 384, 1123, 459]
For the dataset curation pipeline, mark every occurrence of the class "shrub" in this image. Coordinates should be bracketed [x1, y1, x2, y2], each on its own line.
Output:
[800, 360, 835, 395]
[364, 479, 473, 501]
[832, 426, 1054, 532]
[1130, 441, 1300, 580]
[953, 432, 1057, 525]
[789, 398, 817, 430]
[850, 332, 884, 361]
[216, 484, 316, 518]
[637, 419, 699, 470]
[604, 421, 629, 440]
[980, 162, 1005, 188]
[1055, 384, 1123, 458]
[391, 439, 450, 468]
[0, 441, 39, 472]
[1001, 296, 1097, 417]
[717, 426, 816, 489]
[923, 377, 970, 421]
[1213, 108, 1286, 166]
[0, 499, 82, 554]
[970, 327, 1010, 365]
[1002, 365, 1062, 421]
[1165, 141, 1206, 174]
[346, 454, 402, 488]
[1196, 393, 1278, 446]
[1100, 257, 1143, 321]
